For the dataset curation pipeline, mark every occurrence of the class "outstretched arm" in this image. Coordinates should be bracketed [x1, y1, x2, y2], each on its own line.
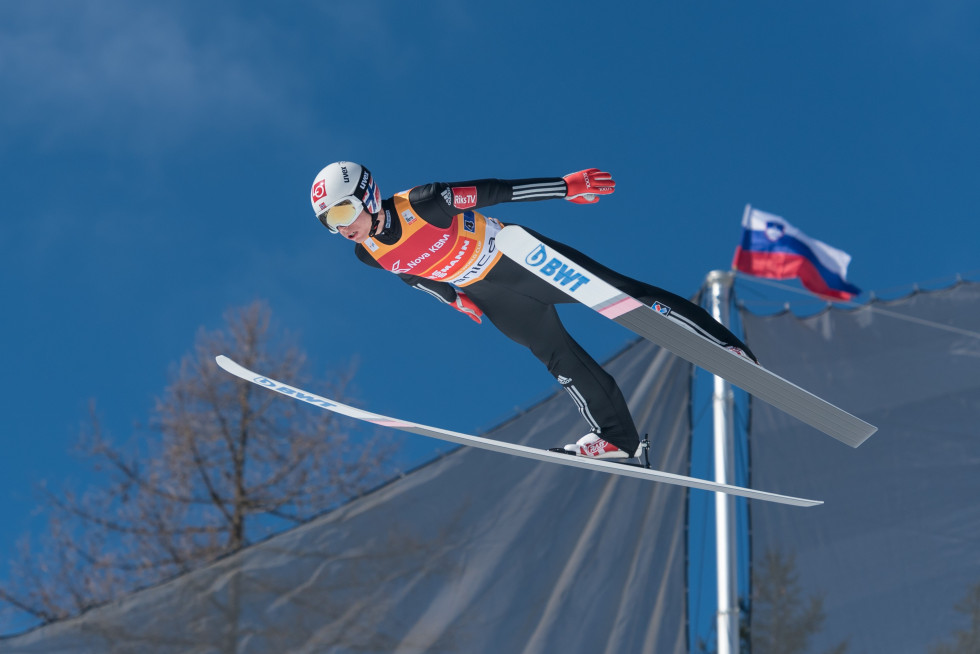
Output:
[407, 169, 616, 225]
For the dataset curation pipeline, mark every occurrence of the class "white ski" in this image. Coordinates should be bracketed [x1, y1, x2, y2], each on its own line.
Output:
[495, 225, 877, 448]
[215, 355, 821, 507]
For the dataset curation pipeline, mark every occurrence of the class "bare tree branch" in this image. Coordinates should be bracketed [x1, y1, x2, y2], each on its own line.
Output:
[1, 300, 400, 628]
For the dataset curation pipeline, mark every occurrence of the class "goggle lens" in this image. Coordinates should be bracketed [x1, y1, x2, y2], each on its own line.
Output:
[318, 199, 360, 231]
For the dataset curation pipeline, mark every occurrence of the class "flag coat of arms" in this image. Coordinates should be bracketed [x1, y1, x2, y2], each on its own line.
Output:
[732, 206, 861, 301]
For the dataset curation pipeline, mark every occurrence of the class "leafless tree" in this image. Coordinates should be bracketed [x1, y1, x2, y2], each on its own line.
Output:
[0, 301, 398, 627]
[699, 549, 848, 654]
[749, 550, 847, 654]
[930, 580, 980, 654]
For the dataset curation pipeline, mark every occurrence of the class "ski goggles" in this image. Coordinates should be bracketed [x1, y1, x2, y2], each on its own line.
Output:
[316, 176, 382, 234]
[316, 197, 364, 233]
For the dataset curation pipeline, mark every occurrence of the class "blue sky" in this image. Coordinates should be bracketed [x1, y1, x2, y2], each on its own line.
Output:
[2, 0, 979, 636]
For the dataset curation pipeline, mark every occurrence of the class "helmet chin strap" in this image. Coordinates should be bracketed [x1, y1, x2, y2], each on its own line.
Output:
[369, 212, 382, 236]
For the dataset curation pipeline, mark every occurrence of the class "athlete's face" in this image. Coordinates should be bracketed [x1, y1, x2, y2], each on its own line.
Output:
[336, 208, 374, 243]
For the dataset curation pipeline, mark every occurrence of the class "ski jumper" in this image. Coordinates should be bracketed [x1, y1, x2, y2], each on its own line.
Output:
[354, 177, 755, 454]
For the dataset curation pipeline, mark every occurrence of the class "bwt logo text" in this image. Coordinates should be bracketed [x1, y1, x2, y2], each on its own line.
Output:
[256, 377, 339, 410]
[525, 245, 591, 291]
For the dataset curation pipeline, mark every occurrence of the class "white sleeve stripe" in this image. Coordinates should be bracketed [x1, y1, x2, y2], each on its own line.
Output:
[512, 181, 566, 200]
[512, 181, 566, 190]
[512, 190, 567, 200]
[413, 284, 452, 304]
[513, 182, 565, 195]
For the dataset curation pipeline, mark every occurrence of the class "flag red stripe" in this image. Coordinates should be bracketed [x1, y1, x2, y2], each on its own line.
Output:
[733, 248, 855, 301]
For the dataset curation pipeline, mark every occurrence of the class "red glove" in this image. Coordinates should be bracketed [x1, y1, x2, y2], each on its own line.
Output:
[563, 168, 616, 204]
[453, 292, 483, 324]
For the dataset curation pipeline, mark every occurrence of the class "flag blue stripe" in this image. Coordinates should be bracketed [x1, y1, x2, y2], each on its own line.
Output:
[740, 229, 861, 296]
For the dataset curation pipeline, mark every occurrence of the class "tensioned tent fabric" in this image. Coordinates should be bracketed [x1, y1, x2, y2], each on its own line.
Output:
[741, 281, 980, 653]
[0, 338, 694, 654]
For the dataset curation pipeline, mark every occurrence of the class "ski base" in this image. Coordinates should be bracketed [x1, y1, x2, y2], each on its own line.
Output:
[215, 355, 821, 507]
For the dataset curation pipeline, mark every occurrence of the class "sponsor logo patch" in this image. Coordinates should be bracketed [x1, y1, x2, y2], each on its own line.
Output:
[311, 180, 326, 203]
[452, 186, 477, 209]
[430, 240, 471, 279]
[524, 245, 591, 291]
[653, 302, 671, 316]
[388, 234, 452, 274]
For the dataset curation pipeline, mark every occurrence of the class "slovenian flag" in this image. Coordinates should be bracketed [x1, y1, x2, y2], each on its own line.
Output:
[732, 206, 861, 301]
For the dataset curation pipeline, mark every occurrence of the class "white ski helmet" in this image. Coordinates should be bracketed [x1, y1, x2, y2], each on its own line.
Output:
[310, 161, 382, 233]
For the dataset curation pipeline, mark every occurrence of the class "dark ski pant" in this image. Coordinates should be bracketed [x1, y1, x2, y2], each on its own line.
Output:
[463, 228, 755, 455]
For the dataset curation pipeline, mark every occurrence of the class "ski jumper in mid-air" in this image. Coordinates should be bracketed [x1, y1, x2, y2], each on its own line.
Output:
[310, 162, 757, 459]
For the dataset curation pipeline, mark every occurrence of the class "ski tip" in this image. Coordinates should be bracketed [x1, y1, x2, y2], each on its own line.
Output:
[214, 355, 238, 374]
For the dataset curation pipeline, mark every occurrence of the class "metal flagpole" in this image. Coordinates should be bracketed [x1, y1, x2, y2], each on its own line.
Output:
[706, 270, 739, 654]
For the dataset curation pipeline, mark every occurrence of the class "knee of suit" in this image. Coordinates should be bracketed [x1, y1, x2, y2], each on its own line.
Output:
[526, 342, 561, 370]
[547, 362, 617, 393]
